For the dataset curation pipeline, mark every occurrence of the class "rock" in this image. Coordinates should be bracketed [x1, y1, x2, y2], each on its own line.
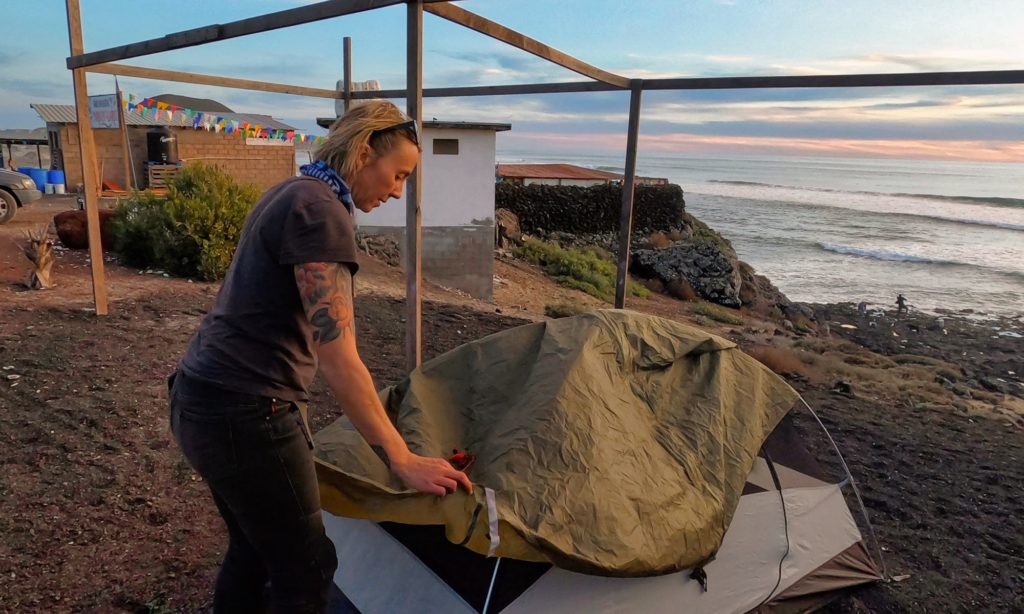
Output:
[630, 226, 743, 308]
[738, 260, 790, 312]
[979, 377, 1008, 394]
[495, 208, 522, 249]
[356, 232, 401, 267]
[951, 384, 973, 398]
[782, 320, 795, 332]
[53, 209, 117, 250]
[831, 380, 854, 396]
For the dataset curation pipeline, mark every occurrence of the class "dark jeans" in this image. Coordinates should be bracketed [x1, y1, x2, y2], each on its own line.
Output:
[168, 371, 338, 614]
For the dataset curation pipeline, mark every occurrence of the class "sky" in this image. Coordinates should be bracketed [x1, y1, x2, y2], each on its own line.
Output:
[1, 0, 1022, 162]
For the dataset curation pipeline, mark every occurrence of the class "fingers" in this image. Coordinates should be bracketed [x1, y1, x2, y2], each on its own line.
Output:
[451, 469, 473, 494]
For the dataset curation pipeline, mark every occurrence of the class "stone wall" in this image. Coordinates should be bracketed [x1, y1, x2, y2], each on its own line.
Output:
[58, 126, 294, 192]
[496, 182, 686, 235]
[359, 224, 495, 301]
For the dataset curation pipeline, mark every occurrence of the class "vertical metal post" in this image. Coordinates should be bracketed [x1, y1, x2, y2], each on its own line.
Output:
[115, 82, 133, 190]
[405, 0, 423, 370]
[614, 80, 643, 309]
[66, 0, 109, 315]
[343, 36, 352, 113]
[36, 145, 43, 167]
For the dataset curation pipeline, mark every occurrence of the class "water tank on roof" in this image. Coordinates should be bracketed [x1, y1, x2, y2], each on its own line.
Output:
[147, 126, 178, 164]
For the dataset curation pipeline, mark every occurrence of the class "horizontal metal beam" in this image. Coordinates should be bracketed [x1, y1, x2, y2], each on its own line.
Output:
[642, 70, 1024, 90]
[352, 69, 1024, 99]
[66, 0, 454, 69]
[82, 65, 1024, 104]
[425, 2, 630, 88]
[87, 63, 342, 99]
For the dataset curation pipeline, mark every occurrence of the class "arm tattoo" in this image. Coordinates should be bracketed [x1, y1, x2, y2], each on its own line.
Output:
[370, 444, 391, 469]
[294, 262, 354, 345]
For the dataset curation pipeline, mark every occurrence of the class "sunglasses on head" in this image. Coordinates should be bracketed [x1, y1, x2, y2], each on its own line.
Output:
[371, 119, 420, 147]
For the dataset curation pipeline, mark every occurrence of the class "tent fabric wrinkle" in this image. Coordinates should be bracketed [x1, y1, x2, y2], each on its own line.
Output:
[315, 310, 799, 576]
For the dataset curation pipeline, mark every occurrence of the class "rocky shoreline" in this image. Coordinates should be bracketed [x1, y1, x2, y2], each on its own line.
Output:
[808, 301, 1024, 404]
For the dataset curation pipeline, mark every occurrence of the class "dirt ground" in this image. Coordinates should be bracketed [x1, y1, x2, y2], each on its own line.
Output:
[1, 198, 1022, 612]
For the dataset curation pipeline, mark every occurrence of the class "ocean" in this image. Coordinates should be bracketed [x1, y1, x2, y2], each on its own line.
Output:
[497, 150, 1024, 318]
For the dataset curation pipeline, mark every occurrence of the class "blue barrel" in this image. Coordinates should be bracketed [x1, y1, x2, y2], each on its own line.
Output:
[17, 166, 32, 176]
[28, 169, 48, 191]
[47, 169, 65, 185]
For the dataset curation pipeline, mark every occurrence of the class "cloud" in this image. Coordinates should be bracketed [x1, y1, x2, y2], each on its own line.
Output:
[500, 130, 1024, 163]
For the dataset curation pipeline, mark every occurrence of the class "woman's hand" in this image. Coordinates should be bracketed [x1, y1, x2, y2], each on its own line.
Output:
[391, 451, 474, 497]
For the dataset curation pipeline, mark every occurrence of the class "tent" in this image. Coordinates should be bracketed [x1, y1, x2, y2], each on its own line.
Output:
[314, 311, 883, 613]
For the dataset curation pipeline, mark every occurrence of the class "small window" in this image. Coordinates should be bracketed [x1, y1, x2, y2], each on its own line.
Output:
[433, 138, 459, 155]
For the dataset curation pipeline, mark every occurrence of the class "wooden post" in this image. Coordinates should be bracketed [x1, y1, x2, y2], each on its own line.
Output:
[405, 0, 423, 371]
[614, 80, 643, 309]
[66, 0, 108, 315]
[343, 36, 352, 113]
[36, 144, 43, 167]
[116, 84, 132, 190]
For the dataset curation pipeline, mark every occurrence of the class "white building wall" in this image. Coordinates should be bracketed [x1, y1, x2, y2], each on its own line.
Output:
[356, 128, 496, 228]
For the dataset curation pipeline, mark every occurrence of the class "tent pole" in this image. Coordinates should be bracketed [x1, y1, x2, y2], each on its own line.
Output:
[614, 80, 643, 309]
[799, 396, 889, 578]
[404, 0, 423, 371]
[482, 557, 502, 614]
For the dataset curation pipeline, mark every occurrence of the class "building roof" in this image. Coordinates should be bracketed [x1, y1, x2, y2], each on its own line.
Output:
[0, 128, 47, 145]
[147, 94, 234, 113]
[316, 117, 512, 131]
[496, 163, 623, 181]
[30, 103, 297, 131]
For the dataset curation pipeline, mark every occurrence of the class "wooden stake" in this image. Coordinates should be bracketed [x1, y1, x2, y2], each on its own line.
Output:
[405, 0, 423, 371]
[66, 0, 108, 315]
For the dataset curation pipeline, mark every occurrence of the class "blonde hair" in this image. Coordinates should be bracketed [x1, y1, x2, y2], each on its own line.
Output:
[314, 99, 421, 181]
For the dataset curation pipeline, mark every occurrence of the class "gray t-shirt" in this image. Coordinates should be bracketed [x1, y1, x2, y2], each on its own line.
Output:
[179, 176, 359, 401]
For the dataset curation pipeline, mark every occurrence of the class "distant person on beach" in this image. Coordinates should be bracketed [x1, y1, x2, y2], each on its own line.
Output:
[857, 302, 868, 317]
[167, 100, 471, 612]
[896, 293, 909, 316]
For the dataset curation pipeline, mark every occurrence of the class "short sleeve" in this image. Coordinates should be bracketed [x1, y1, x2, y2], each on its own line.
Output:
[278, 196, 359, 270]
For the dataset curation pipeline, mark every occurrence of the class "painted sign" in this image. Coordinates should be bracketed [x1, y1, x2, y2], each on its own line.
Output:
[88, 94, 120, 129]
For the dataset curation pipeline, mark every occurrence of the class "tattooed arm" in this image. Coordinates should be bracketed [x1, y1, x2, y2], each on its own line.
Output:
[294, 262, 472, 497]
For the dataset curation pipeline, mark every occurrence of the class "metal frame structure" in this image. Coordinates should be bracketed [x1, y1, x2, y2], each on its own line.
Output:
[65, 0, 1024, 370]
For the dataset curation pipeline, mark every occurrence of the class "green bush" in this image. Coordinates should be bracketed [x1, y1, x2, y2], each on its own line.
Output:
[111, 163, 260, 280]
[693, 301, 743, 325]
[544, 302, 587, 319]
[514, 238, 649, 303]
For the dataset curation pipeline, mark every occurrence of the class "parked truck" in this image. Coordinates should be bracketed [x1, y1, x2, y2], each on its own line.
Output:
[0, 169, 43, 224]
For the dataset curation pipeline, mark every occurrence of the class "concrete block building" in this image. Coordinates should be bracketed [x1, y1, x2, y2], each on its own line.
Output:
[318, 117, 511, 300]
[31, 103, 296, 192]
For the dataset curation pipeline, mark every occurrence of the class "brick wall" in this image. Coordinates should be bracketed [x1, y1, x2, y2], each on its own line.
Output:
[360, 225, 495, 301]
[58, 125, 294, 192]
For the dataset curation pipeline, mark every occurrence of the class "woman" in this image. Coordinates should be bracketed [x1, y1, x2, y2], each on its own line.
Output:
[168, 99, 472, 613]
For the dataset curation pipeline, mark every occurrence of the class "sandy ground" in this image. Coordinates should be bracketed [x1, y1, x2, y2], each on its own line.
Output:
[0, 197, 1021, 612]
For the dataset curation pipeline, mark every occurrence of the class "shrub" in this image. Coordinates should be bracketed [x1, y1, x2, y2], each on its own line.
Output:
[748, 346, 806, 376]
[692, 301, 743, 325]
[545, 302, 587, 319]
[649, 231, 672, 249]
[666, 278, 697, 301]
[514, 238, 649, 303]
[111, 163, 260, 280]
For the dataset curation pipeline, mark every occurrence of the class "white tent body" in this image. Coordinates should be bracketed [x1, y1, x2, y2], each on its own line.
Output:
[324, 452, 879, 614]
